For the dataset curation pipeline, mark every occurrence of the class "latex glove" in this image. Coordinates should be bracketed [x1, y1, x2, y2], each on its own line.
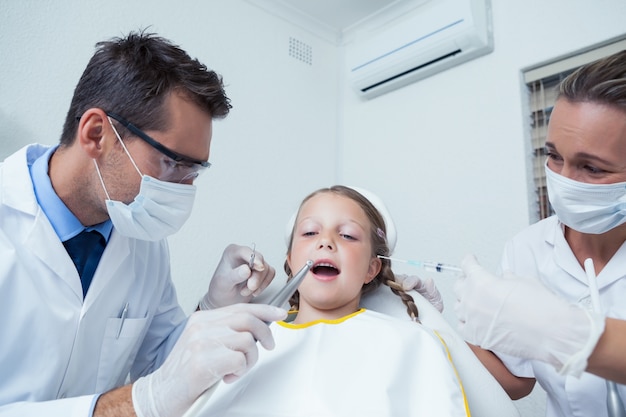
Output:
[132, 303, 287, 417]
[200, 244, 276, 309]
[395, 274, 444, 312]
[455, 254, 606, 377]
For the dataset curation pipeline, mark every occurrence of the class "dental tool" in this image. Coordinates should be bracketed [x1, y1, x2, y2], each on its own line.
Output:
[377, 255, 462, 274]
[266, 260, 314, 308]
[182, 260, 314, 417]
[583, 258, 626, 417]
[248, 243, 256, 269]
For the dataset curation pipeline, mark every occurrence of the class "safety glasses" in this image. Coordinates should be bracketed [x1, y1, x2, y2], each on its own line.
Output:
[106, 111, 210, 182]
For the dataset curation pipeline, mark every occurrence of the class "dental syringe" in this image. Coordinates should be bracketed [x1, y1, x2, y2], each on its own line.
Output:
[377, 255, 462, 274]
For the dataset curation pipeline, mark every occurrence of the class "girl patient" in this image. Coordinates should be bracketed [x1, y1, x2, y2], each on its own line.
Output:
[200, 185, 470, 416]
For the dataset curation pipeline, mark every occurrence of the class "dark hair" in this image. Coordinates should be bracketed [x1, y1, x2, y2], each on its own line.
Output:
[558, 49, 626, 111]
[284, 185, 420, 320]
[59, 30, 231, 146]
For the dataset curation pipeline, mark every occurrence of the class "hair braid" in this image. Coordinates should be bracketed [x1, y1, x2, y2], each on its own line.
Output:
[384, 278, 420, 322]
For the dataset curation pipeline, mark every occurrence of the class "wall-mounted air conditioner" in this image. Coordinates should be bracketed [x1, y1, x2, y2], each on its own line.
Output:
[347, 0, 493, 99]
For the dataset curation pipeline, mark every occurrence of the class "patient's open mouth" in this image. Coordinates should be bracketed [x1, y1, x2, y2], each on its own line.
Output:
[312, 262, 340, 276]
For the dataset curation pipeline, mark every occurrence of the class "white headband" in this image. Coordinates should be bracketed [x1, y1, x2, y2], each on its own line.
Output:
[285, 186, 397, 254]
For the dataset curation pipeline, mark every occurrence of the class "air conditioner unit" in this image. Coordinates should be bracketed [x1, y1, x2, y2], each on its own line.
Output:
[347, 0, 493, 99]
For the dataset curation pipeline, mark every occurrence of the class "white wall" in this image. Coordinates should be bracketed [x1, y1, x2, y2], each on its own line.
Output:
[2, 0, 625, 416]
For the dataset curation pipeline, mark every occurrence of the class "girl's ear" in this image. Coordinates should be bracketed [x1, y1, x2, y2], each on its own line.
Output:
[365, 256, 382, 284]
[286, 253, 293, 275]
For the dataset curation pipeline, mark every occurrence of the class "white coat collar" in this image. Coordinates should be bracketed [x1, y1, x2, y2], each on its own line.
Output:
[546, 216, 626, 288]
[1, 144, 48, 215]
[2, 144, 132, 306]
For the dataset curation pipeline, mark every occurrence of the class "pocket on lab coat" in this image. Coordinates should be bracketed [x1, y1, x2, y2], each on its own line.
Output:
[96, 316, 149, 392]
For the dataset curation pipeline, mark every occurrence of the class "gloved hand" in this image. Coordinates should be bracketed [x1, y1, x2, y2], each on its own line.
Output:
[132, 303, 287, 417]
[395, 274, 444, 312]
[200, 244, 276, 309]
[454, 254, 606, 377]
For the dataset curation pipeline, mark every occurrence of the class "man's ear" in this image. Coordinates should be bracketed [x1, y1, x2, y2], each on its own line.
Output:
[365, 256, 382, 284]
[76, 108, 109, 158]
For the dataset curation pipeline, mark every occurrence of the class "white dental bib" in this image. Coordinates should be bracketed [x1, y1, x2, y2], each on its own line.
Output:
[198, 309, 469, 417]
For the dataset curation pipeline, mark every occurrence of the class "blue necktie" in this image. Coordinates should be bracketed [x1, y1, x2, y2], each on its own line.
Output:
[63, 230, 106, 296]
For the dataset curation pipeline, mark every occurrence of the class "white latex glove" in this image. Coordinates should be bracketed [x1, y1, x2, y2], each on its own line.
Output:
[454, 254, 606, 377]
[132, 303, 287, 417]
[395, 274, 444, 312]
[200, 244, 276, 309]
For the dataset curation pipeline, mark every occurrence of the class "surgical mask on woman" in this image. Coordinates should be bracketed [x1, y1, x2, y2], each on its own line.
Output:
[545, 162, 626, 234]
[93, 118, 197, 241]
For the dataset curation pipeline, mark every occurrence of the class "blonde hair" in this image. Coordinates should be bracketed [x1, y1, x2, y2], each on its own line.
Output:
[558, 49, 626, 111]
[284, 185, 419, 320]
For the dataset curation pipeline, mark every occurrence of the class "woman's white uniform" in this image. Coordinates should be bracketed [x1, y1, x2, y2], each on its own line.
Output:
[498, 215, 626, 417]
[199, 309, 470, 417]
[0, 145, 187, 416]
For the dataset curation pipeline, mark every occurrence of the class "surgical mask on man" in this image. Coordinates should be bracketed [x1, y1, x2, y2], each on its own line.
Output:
[545, 162, 626, 234]
[93, 118, 197, 241]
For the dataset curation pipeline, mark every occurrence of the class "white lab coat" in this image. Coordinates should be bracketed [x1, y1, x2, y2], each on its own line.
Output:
[199, 309, 470, 417]
[0, 145, 187, 416]
[497, 215, 626, 417]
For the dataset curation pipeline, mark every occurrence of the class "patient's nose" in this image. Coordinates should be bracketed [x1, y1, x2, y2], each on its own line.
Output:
[317, 235, 334, 251]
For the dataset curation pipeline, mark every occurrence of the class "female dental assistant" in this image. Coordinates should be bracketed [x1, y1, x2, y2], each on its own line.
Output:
[455, 50, 626, 417]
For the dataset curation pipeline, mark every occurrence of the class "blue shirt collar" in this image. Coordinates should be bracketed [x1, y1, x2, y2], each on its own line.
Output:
[30, 145, 112, 242]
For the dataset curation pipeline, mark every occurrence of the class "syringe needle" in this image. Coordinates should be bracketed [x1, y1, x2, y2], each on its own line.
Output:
[377, 255, 461, 274]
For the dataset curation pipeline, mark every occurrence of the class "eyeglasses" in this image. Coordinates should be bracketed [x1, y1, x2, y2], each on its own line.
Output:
[105, 111, 210, 183]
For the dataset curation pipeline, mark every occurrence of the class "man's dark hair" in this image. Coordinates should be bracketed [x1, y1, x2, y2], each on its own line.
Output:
[60, 30, 231, 145]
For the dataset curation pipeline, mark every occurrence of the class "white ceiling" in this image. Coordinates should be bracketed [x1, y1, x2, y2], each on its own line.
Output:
[246, 0, 402, 43]
[283, 0, 400, 30]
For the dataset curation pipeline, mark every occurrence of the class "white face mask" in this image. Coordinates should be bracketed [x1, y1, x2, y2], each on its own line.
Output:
[93, 118, 197, 241]
[545, 162, 626, 234]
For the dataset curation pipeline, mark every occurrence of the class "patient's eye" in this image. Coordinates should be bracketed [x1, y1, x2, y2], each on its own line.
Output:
[340, 233, 356, 240]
